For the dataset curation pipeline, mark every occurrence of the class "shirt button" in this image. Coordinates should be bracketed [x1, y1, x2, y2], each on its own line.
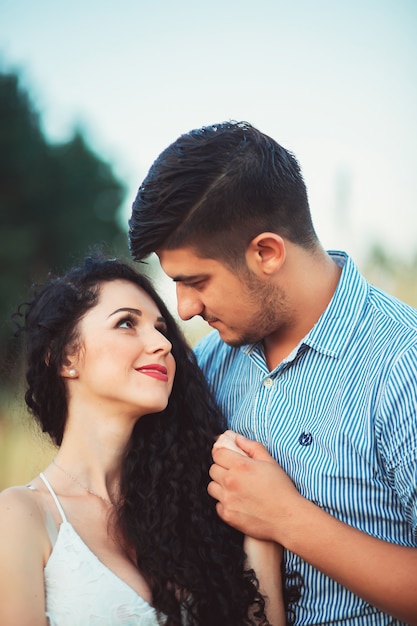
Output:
[263, 377, 274, 388]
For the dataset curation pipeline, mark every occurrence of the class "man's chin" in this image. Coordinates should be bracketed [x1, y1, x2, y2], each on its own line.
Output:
[217, 329, 253, 348]
[207, 320, 260, 346]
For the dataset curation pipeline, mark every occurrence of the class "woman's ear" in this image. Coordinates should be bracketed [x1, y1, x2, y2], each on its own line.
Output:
[245, 232, 286, 276]
[61, 366, 78, 379]
[60, 352, 80, 379]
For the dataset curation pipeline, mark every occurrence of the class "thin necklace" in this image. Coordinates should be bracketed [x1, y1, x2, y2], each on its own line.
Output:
[52, 459, 115, 506]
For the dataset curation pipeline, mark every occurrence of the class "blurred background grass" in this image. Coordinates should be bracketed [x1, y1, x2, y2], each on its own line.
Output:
[0, 393, 55, 490]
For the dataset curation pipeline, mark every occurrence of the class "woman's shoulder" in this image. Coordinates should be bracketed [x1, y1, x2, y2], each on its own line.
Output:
[0, 481, 47, 538]
[0, 483, 51, 625]
[0, 480, 52, 568]
[0, 480, 41, 506]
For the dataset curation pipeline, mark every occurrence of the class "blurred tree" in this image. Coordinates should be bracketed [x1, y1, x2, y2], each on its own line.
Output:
[0, 70, 128, 385]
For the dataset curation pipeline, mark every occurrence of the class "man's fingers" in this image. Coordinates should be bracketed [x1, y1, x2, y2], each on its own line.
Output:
[235, 433, 275, 462]
[208, 460, 227, 483]
[207, 478, 222, 502]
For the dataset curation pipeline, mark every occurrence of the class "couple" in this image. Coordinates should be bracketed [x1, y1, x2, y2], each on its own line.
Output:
[1, 121, 416, 625]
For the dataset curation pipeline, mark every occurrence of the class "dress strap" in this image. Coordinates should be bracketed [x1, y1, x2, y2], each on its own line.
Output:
[39, 472, 68, 523]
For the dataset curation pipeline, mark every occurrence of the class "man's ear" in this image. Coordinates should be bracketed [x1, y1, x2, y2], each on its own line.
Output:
[245, 232, 286, 276]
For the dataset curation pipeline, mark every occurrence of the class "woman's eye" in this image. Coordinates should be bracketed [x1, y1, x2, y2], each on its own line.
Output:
[117, 317, 135, 329]
[156, 324, 169, 337]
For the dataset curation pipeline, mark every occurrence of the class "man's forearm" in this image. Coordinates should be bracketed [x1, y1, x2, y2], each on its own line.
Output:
[209, 439, 417, 624]
[279, 496, 417, 625]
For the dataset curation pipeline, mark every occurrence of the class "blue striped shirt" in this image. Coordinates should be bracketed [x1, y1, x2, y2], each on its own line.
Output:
[194, 251, 417, 625]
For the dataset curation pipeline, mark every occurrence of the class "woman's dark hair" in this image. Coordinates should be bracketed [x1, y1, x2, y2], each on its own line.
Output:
[17, 252, 301, 625]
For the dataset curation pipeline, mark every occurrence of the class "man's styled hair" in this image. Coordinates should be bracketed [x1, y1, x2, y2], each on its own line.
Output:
[129, 121, 318, 267]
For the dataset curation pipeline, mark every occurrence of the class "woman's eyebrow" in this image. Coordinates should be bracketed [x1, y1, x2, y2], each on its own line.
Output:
[107, 307, 142, 318]
[107, 307, 167, 326]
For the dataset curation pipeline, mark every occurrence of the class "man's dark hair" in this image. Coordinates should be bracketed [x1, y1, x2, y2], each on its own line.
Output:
[129, 121, 318, 268]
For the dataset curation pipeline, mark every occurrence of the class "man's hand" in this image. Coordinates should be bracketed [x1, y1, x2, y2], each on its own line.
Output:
[209, 431, 301, 542]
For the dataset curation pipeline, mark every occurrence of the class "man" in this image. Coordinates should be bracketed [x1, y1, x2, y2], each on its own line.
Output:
[129, 121, 417, 625]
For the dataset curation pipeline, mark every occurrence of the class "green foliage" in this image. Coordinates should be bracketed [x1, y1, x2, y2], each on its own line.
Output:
[0, 70, 128, 380]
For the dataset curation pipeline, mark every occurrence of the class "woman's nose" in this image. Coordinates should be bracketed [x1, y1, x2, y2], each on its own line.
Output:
[146, 328, 172, 354]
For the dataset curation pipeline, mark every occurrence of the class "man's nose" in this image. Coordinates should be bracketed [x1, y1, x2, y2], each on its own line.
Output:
[176, 284, 204, 321]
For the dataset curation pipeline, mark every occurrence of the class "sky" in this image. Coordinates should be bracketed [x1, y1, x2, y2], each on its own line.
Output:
[1, 0, 417, 271]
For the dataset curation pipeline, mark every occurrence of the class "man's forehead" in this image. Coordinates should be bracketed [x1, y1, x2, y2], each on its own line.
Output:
[157, 247, 214, 278]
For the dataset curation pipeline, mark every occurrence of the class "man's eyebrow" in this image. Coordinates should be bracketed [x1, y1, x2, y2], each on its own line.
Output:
[107, 307, 142, 318]
[171, 274, 204, 283]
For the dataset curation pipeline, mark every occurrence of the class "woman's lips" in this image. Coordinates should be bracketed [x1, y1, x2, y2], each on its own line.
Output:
[135, 364, 168, 382]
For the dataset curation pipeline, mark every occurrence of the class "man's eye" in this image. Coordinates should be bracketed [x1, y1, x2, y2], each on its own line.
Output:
[186, 281, 204, 289]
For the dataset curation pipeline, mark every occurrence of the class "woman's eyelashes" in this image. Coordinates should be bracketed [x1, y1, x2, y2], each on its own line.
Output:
[155, 322, 169, 337]
[115, 313, 137, 329]
[115, 314, 169, 337]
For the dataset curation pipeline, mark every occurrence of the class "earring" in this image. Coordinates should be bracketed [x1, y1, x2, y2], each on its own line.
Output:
[68, 369, 77, 377]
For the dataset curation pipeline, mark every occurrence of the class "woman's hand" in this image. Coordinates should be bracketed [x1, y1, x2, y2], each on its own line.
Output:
[212, 431, 286, 625]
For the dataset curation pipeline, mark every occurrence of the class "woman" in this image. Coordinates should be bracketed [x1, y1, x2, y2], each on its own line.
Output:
[0, 253, 290, 625]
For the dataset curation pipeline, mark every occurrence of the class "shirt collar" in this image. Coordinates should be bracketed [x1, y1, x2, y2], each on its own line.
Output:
[242, 251, 369, 363]
[302, 250, 368, 359]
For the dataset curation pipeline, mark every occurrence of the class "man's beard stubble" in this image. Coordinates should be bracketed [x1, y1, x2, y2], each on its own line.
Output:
[225, 275, 290, 348]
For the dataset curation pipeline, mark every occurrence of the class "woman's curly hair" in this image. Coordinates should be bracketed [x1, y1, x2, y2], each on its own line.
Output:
[18, 252, 300, 625]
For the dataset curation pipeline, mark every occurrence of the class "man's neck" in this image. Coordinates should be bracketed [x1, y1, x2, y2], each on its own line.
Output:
[264, 249, 342, 370]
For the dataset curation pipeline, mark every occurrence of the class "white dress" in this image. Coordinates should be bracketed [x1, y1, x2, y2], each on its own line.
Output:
[39, 473, 166, 626]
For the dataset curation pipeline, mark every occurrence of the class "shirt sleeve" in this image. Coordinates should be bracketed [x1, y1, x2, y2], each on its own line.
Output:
[376, 344, 417, 536]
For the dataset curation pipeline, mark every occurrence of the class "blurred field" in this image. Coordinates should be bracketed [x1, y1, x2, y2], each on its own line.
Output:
[0, 393, 55, 490]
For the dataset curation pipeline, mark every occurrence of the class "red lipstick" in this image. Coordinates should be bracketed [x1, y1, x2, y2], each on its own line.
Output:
[135, 363, 169, 382]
